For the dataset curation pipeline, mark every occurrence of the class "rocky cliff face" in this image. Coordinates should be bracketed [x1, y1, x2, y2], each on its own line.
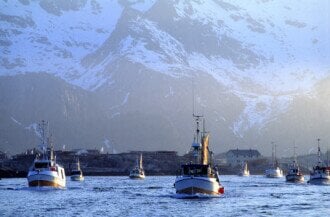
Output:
[0, 0, 329, 155]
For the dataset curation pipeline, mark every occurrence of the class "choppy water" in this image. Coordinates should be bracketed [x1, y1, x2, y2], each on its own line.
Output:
[0, 175, 329, 216]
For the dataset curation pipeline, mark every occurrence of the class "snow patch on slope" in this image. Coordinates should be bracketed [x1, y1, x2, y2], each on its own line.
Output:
[231, 93, 290, 136]
[25, 123, 41, 138]
[0, 0, 123, 90]
[128, 0, 157, 12]
[11, 116, 22, 126]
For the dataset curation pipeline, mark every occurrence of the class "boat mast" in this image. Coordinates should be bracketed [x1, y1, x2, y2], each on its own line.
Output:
[317, 138, 322, 166]
[201, 118, 210, 165]
[192, 114, 202, 164]
[293, 143, 297, 167]
[271, 142, 275, 168]
[38, 120, 49, 160]
[48, 135, 55, 162]
[191, 77, 205, 164]
[327, 148, 329, 167]
[77, 158, 81, 170]
[139, 154, 143, 169]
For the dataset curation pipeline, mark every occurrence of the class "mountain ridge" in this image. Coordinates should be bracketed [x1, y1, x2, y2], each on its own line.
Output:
[1, 0, 329, 155]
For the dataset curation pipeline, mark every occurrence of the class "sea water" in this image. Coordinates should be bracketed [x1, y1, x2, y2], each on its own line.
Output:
[0, 176, 329, 216]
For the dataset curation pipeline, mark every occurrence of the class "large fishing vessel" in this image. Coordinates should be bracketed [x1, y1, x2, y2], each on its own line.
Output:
[174, 115, 224, 195]
[27, 120, 66, 188]
[309, 139, 330, 185]
[265, 143, 283, 178]
[129, 154, 145, 179]
[285, 146, 304, 183]
[70, 158, 84, 181]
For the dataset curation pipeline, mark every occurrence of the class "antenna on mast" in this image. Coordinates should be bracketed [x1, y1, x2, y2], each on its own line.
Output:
[317, 138, 322, 165]
[293, 140, 297, 166]
[192, 78, 195, 117]
[271, 141, 278, 168]
[327, 148, 329, 167]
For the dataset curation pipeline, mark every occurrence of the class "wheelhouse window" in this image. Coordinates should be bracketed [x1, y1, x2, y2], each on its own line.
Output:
[182, 165, 209, 176]
[34, 162, 49, 168]
[71, 171, 81, 175]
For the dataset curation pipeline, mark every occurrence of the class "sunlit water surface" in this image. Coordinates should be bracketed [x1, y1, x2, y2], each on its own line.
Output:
[0, 176, 329, 216]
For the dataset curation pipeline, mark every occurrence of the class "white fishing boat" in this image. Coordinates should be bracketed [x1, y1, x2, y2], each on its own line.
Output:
[265, 167, 283, 178]
[238, 161, 250, 177]
[27, 121, 66, 188]
[286, 146, 304, 183]
[265, 143, 283, 178]
[174, 115, 224, 195]
[129, 154, 145, 179]
[70, 158, 84, 181]
[309, 139, 330, 185]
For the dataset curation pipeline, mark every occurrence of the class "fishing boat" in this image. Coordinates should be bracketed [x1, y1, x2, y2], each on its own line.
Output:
[285, 146, 304, 183]
[238, 161, 250, 177]
[265, 143, 283, 178]
[129, 154, 145, 179]
[70, 158, 84, 181]
[27, 120, 66, 188]
[174, 115, 224, 195]
[308, 139, 330, 185]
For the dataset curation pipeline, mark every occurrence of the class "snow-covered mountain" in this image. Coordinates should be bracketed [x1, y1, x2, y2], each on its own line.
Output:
[1, 0, 330, 155]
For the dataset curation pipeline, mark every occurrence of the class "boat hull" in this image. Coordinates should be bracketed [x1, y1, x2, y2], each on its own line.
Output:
[309, 173, 330, 185]
[285, 174, 304, 183]
[265, 168, 283, 178]
[174, 176, 223, 195]
[238, 171, 250, 177]
[129, 174, 145, 179]
[309, 178, 330, 185]
[27, 172, 66, 188]
[71, 175, 84, 181]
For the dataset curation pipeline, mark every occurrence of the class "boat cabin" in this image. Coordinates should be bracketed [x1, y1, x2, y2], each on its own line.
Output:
[33, 160, 54, 169]
[313, 166, 330, 174]
[181, 164, 214, 177]
[34, 162, 49, 169]
[71, 170, 82, 176]
[131, 168, 144, 175]
[290, 168, 299, 173]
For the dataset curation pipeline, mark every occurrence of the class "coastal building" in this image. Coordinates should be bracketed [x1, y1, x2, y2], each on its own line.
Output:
[226, 149, 261, 166]
[129, 151, 178, 160]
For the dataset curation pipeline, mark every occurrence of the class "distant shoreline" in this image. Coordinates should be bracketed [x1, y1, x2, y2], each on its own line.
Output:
[0, 168, 270, 178]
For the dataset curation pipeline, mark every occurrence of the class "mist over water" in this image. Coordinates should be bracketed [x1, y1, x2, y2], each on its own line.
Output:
[1, 176, 329, 216]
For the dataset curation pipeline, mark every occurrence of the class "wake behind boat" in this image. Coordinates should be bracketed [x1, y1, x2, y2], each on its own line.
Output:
[70, 158, 84, 181]
[265, 143, 283, 178]
[27, 120, 66, 188]
[308, 139, 330, 185]
[174, 115, 224, 196]
[129, 154, 145, 179]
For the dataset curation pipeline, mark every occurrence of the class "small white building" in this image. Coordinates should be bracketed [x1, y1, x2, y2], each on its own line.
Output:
[226, 149, 261, 166]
